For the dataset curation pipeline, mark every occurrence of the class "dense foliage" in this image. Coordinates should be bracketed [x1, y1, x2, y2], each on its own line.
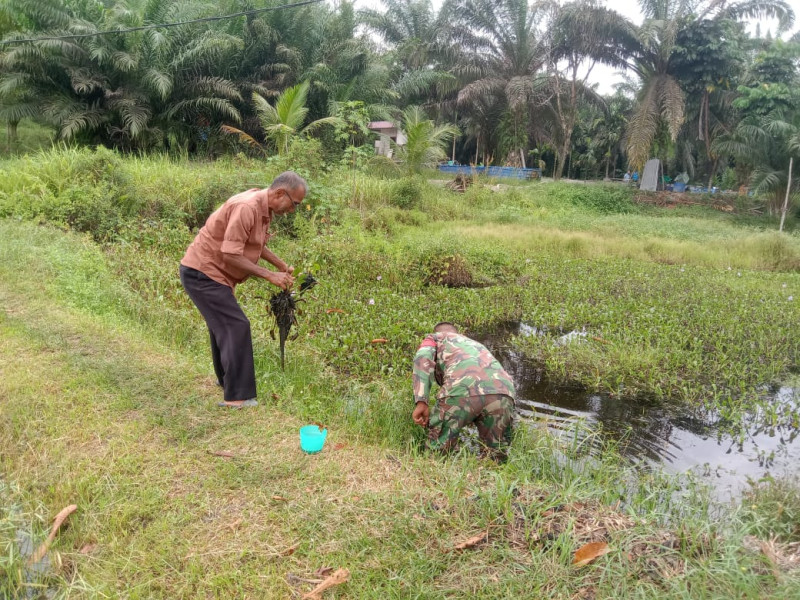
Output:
[0, 0, 798, 199]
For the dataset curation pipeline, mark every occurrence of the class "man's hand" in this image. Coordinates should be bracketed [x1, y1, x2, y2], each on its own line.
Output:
[267, 271, 294, 290]
[284, 264, 295, 274]
[412, 402, 429, 427]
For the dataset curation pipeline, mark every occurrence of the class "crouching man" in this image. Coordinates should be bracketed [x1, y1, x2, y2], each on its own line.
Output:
[411, 322, 516, 459]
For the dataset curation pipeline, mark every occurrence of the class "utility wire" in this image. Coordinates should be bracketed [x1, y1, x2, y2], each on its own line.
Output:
[0, 0, 325, 46]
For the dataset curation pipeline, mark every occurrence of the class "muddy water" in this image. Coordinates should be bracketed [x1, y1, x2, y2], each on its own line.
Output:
[473, 322, 800, 499]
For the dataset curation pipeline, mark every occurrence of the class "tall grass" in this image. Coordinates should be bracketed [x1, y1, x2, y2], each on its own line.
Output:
[2, 216, 800, 597]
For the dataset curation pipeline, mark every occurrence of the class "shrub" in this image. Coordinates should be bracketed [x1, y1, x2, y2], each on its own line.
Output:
[569, 185, 636, 214]
[426, 253, 474, 287]
[389, 177, 424, 209]
[363, 206, 426, 234]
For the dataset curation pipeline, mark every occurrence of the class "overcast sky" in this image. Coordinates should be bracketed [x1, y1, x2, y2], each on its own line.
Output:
[350, 0, 800, 95]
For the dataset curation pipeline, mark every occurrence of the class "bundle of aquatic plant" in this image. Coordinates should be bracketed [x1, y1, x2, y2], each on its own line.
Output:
[269, 273, 317, 370]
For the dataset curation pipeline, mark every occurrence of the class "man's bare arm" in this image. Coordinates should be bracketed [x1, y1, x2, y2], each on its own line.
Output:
[260, 246, 292, 273]
[222, 252, 293, 289]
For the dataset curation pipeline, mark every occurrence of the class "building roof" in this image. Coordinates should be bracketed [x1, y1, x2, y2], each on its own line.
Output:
[367, 121, 396, 129]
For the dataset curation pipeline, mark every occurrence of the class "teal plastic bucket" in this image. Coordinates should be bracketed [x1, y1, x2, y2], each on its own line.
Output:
[299, 425, 328, 454]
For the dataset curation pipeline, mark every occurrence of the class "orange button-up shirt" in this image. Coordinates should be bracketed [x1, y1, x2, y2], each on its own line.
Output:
[181, 189, 271, 289]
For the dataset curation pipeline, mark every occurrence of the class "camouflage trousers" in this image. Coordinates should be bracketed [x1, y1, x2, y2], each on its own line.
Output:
[427, 394, 515, 458]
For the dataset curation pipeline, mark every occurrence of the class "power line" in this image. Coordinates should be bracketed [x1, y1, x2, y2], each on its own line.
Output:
[0, 0, 326, 46]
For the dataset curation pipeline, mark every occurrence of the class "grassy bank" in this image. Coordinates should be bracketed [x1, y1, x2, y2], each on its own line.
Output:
[1, 148, 799, 413]
[2, 219, 799, 598]
[1, 147, 800, 596]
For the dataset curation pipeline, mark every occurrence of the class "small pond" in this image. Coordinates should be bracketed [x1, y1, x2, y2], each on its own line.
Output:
[473, 322, 800, 500]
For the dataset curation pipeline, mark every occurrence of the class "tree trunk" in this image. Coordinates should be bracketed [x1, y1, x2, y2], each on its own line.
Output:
[451, 110, 457, 162]
[519, 148, 526, 169]
[780, 157, 793, 232]
[475, 134, 479, 165]
[6, 119, 19, 153]
[706, 157, 719, 191]
[604, 153, 610, 180]
[555, 128, 572, 181]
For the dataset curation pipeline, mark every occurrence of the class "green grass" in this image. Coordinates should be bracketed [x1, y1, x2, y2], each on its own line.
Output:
[0, 120, 55, 157]
[1, 147, 800, 597]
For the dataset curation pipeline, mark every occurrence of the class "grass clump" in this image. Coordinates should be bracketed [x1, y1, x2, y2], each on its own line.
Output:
[741, 476, 800, 543]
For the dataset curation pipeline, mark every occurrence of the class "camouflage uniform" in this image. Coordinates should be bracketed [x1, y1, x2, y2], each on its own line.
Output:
[412, 332, 515, 456]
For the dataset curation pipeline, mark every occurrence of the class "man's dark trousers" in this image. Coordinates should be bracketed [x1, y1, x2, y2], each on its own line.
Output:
[180, 265, 256, 401]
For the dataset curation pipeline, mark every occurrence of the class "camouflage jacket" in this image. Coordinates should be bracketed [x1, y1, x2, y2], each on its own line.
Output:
[412, 332, 515, 405]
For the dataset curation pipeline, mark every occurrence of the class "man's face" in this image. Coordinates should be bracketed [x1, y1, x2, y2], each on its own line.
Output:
[272, 186, 305, 215]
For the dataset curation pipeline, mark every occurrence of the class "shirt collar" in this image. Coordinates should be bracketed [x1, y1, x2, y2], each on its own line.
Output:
[258, 189, 271, 221]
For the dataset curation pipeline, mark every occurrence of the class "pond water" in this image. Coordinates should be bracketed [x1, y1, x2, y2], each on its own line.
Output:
[473, 322, 800, 500]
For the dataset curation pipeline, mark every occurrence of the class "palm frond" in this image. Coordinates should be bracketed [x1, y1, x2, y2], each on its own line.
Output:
[658, 74, 684, 141]
[626, 78, 661, 169]
[144, 68, 172, 100]
[457, 77, 506, 105]
[166, 98, 241, 124]
[723, 0, 794, 33]
[220, 125, 266, 154]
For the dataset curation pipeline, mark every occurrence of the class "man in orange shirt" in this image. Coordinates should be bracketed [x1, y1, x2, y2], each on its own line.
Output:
[180, 171, 305, 408]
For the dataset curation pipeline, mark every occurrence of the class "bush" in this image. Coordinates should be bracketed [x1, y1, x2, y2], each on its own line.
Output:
[363, 206, 426, 235]
[389, 177, 423, 209]
[426, 253, 474, 287]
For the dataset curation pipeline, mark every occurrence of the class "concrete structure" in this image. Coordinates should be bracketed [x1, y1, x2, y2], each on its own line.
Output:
[368, 121, 406, 158]
[640, 158, 662, 191]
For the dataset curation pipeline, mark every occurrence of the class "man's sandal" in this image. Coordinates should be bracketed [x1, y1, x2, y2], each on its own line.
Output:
[216, 399, 259, 408]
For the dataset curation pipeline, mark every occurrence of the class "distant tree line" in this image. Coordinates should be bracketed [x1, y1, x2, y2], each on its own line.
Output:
[1, 0, 798, 206]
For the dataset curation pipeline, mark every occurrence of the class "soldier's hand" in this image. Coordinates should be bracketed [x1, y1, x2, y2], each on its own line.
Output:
[412, 402, 429, 427]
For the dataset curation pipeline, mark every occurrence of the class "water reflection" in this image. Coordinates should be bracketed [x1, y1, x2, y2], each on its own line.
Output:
[472, 321, 800, 498]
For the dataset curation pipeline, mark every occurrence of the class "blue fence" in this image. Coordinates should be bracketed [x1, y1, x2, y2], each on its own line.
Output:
[438, 165, 542, 180]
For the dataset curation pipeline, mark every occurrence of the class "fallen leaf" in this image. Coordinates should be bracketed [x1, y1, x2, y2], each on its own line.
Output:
[333, 442, 346, 451]
[326, 308, 346, 314]
[228, 519, 242, 532]
[271, 392, 281, 401]
[313, 566, 334, 578]
[29, 505, 78, 565]
[351, 496, 361, 502]
[79, 543, 97, 555]
[272, 495, 289, 502]
[280, 543, 300, 556]
[301, 568, 350, 599]
[370, 338, 388, 344]
[572, 542, 611, 567]
[452, 531, 488, 551]
[210, 450, 235, 458]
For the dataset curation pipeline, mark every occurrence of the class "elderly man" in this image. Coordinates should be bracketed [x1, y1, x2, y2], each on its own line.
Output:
[180, 171, 306, 408]
[412, 322, 516, 458]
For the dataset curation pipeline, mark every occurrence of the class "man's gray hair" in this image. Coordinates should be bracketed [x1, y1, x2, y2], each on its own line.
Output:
[270, 171, 308, 195]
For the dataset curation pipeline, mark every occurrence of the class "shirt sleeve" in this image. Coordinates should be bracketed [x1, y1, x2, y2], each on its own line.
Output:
[412, 337, 437, 404]
[220, 204, 256, 255]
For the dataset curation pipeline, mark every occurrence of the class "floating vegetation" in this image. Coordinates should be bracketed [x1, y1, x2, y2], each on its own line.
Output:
[269, 272, 318, 370]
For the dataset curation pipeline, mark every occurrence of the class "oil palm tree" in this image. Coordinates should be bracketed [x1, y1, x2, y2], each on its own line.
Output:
[625, 0, 794, 170]
[452, 0, 551, 167]
[395, 105, 459, 174]
[546, 0, 635, 179]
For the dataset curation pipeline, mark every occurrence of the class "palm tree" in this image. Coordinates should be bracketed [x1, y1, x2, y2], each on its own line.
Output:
[225, 81, 340, 155]
[360, 0, 461, 107]
[452, 0, 551, 167]
[1, 0, 244, 150]
[625, 0, 794, 170]
[545, 0, 635, 179]
[395, 105, 459, 174]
